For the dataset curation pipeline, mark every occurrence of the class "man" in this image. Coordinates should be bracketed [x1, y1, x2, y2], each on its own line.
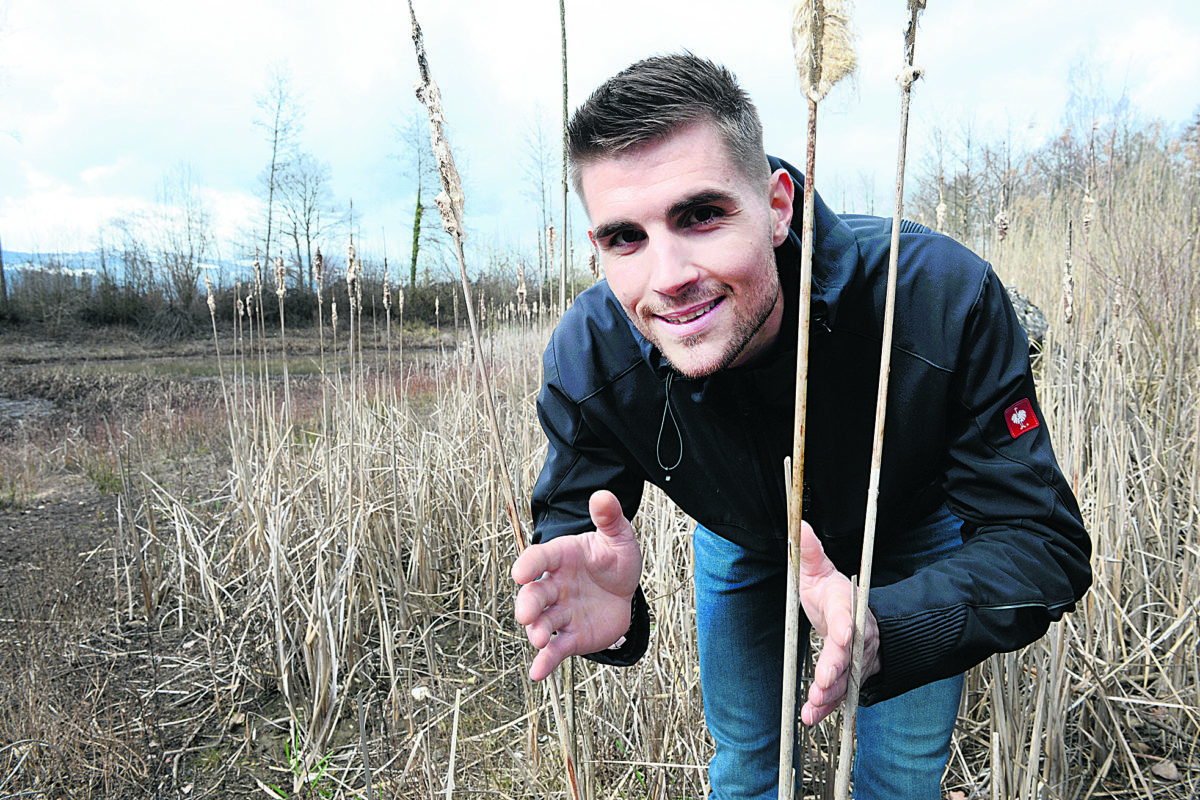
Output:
[512, 53, 1091, 800]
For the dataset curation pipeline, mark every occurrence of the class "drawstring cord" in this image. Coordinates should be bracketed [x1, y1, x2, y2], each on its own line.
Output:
[657, 372, 683, 481]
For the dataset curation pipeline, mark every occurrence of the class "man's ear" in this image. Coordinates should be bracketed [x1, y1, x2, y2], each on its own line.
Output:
[768, 169, 796, 247]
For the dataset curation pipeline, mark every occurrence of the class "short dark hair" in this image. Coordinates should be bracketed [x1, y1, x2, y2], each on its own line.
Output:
[567, 53, 770, 196]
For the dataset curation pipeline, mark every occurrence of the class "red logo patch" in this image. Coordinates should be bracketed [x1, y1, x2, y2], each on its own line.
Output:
[1005, 398, 1040, 439]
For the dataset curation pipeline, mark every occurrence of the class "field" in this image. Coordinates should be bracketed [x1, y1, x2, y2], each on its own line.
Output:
[2, 135, 1199, 800]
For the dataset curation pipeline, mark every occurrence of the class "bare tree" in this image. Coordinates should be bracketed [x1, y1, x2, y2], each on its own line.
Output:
[279, 151, 335, 291]
[255, 66, 303, 266]
[395, 110, 440, 287]
[522, 114, 556, 307]
[156, 163, 211, 310]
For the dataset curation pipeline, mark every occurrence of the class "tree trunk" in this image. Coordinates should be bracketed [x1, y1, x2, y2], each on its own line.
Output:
[305, 218, 314, 292]
[410, 185, 423, 288]
[291, 221, 303, 289]
[265, 106, 281, 263]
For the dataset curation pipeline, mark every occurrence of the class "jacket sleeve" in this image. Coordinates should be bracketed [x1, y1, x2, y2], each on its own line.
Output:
[530, 339, 651, 667]
[860, 268, 1092, 705]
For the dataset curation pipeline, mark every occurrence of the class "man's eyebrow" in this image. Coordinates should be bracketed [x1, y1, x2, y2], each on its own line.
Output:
[668, 189, 737, 219]
[592, 218, 636, 243]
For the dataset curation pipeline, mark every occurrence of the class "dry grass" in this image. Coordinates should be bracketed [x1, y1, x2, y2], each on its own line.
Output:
[975, 128, 1199, 799]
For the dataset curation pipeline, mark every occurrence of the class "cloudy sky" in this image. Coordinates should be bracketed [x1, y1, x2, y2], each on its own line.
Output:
[2, 0, 1198, 269]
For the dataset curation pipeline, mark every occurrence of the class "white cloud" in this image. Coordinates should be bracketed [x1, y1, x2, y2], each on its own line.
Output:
[1100, 14, 1200, 122]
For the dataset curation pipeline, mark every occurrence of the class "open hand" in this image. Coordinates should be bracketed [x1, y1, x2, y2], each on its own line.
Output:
[512, 490, 643, 681]
[798, 522, 880, 726]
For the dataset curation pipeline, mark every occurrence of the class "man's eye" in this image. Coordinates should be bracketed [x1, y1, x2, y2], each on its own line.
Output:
[609, 229, 646, 248]
[685, 206, 723, 227]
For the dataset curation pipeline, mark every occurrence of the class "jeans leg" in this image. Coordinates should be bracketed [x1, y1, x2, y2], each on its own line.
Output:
[694, 523, 803, 800]
[852, 505, 966, 800]
[853, 674, 964, 799]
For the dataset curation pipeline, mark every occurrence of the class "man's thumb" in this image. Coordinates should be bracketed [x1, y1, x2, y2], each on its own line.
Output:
[798, 521, 831, 576]
[588, 490, 629, 539]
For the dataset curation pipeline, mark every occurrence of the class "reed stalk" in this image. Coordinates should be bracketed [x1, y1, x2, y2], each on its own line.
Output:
[784, 1, 856, 797]
[833, 4, 923, 797]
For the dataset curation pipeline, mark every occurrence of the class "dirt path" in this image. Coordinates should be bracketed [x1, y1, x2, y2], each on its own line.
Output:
[0, 484, 116, 608]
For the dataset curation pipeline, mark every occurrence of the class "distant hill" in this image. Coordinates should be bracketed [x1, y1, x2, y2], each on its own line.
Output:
[1, 249, 249, 285]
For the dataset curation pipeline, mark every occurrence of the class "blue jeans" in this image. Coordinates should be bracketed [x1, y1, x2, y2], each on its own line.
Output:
[694, 507, 965, 800]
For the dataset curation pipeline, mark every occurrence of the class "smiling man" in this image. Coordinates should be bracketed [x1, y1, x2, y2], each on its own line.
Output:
[511, 54, 1091, 800]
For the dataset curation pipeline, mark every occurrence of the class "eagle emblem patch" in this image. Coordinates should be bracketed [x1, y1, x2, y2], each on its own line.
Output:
[1005, 398, 1040, 439]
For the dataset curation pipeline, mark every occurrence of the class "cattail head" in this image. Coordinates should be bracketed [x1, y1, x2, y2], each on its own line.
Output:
[1063, 228, 1075, 326]
[410, 2, 466, 240]
[995, 209, 1009, 242]
[792, 0, 857, 103]
[331, 296, 338, 329]
[383, 269, 392, 311]
[314, 248, 325, 298]
[274, 256, 286, 300]
[252, 252, 262, 296]
[936, 195, 947, 233]
[204, 271, 216, 316]
[1082, 191, 1096, 236]
[346, 242, 359, 313]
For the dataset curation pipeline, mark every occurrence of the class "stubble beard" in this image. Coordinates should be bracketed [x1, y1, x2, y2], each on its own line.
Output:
[641, 267, 781, 380]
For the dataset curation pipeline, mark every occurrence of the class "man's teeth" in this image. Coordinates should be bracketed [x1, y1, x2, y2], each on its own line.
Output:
[665, 301, 717, 324]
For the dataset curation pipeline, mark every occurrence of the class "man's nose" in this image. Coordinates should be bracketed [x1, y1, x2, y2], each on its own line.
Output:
[646, 237, 699, 297]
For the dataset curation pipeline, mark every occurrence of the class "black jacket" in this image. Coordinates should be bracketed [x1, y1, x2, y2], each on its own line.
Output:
[530, 157, 1092, 704]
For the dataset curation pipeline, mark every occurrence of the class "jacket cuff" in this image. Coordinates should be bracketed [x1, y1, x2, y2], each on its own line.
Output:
[858, 604, 968, 706]
[581, 585, 650, 668]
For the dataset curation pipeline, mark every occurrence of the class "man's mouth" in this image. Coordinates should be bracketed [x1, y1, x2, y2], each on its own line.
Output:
[658, 298, 721, 325]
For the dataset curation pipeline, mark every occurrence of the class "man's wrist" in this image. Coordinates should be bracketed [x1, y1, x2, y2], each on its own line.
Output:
[581, 584, 650, 668]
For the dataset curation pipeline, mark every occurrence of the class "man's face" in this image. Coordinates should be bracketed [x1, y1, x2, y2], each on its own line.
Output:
[581, 122, 794, 379]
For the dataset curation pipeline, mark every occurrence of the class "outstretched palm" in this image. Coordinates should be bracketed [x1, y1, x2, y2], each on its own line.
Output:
[798, 521, 880, 725]
[512, 490, 643, 681]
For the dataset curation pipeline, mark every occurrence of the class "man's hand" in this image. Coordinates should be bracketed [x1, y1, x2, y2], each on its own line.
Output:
[512, 490, 643, 681]
[798, 521, 880, 726]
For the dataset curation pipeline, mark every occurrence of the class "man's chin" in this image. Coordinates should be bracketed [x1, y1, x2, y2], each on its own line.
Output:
[659, 343, 732, 379]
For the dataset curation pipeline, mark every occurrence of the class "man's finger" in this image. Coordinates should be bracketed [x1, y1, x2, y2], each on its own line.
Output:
[523, 603, 576, 649]
[512, 539, 567, 585]
[528, 633, 575, 681]
[802, 697, 840, 727]
[810, 661, 848, 703]
[813, 634, 850, 688]
[513, 578, 557, 626]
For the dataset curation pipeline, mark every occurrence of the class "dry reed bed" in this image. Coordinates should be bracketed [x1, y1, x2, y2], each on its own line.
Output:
[98, 139, 1198, 798]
